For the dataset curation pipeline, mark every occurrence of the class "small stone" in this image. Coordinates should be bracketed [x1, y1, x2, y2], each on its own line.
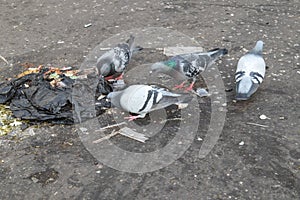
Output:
[31, 177, 39, 183]
[259, 114, 269, 120]
[84, 23, 92, 28]
[239, 141, 245, 146]
[225, 88, 233, 92]
[79, 127, 88, 132]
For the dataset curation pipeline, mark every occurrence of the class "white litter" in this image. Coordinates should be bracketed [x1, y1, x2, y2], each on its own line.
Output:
[259, 114, 270, 120]
[84, 23, 92, 28]
[163, 47, 204, 56]
[196, 88, 210, 97]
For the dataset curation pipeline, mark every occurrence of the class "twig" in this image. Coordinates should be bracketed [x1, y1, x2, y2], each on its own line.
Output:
[99, 47, 112, 51]
[160, 118, 183, 123]
[0, 55, 9, 65]
[93, 130, 119, 143]
[246, 122, 269, 128]
[93, 127, 149, 143]
[95, 122, 127, 131]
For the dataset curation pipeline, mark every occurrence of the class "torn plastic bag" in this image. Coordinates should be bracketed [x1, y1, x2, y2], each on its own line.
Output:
[0, 68, 112, 124]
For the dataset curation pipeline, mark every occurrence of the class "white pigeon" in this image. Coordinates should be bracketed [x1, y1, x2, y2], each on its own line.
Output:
[235, 40, 266, 100]
[151, 48, 228, 91]
[96, 35, 142, 80]
[107, 85, 192, 121]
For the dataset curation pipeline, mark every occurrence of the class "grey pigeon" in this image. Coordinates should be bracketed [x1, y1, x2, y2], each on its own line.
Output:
[96, 35, 142, 80]
[151, 48, 228, 91]
[235, 40, 266, 100]
[107, 84, 192, 121]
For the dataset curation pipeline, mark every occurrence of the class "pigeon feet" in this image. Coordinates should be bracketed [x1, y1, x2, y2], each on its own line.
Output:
[124, 115, 142, 121]
[173, 81, 186, 90]
[185, 82, 195, 91]
[115, 73, 124, 80]
[104, 73, 123, 81]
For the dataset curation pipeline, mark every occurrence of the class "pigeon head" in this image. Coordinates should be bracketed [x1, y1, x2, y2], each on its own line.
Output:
[236, 76, 259, 100]
[107, 91, 123, 108]
[96, 56, 113, 76]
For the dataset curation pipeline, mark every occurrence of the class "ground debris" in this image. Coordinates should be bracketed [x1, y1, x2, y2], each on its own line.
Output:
[0, 65, 112, 124]
[84, 23, 92, 28]
[0, 55, 9, 65]
[246, 122, 269, 128]
[93, 127, 149, 143]
[119, 127, 149, 143]
[0, 104, 24, 136]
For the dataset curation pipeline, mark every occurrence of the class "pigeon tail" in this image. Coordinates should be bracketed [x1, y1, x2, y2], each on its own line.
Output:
[126, 35, 137, 53]
[151, 93, 192, 112]
[175, 93, 193, 104]
[126, 35, 135, 47]
[132, 46, 143, 53]
[156, 89, 181, 97]
[208, 48, 228, 60]
[126, 35, 143, 54]
[249, 40, 264, 55]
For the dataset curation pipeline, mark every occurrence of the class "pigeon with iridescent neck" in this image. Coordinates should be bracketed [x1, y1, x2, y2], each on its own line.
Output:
[235, 40, 266, 100]
[151, 48, 228, 91]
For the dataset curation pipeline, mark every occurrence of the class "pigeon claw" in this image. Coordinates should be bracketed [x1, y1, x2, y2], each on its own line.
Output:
[104, 75, 114, 81]
[104, 73, 124, 81]
[185, 82, 195, 91]
[124, 115, 141, 121]
[173, 81, 186, 90]
[115, 73, 124, 80]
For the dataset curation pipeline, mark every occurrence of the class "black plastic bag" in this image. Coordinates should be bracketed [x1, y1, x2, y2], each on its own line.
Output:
[0, 68, 112, 124]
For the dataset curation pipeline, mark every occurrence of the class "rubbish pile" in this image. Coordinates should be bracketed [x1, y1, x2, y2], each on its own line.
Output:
[0, 65, 112, 124]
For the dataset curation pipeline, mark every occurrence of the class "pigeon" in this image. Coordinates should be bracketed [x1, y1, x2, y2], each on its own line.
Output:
[151, 48, 228, 91]
[107, 84, 192, 121]
[235, 40, 266, 100]
[96, 35, 142, 80]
